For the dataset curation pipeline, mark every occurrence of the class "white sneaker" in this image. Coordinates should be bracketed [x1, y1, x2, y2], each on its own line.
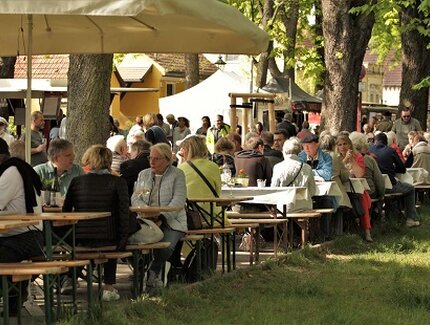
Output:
[101, 288, 120, 302]
[406, 218, 420, 227]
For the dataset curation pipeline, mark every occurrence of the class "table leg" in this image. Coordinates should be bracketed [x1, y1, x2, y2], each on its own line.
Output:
[2, 276, 9, 325]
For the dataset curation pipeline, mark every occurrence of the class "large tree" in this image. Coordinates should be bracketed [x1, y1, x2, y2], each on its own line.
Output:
[185, 53, 200, 89]
[398, 1, 430, 129]
[320, 1, 376, 133]
[67, 54, 113, 161]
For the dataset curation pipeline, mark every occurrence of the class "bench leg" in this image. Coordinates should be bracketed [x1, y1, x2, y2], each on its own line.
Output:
[43, 274, 53, 325]
[2, 276, 10, 325]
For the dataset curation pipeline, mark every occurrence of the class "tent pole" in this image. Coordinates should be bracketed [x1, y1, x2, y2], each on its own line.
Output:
[25, 14, 33, 163]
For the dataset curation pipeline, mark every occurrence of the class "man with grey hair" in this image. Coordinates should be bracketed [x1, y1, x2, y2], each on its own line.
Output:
[34, 139, 84, 195]
[270, 137, 315, 196]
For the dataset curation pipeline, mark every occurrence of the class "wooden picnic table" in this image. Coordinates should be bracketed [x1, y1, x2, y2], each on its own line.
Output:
[0, 212, 110, 259]
[0, 220, 39, 233]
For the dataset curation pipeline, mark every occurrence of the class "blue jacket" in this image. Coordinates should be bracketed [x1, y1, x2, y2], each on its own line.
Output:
[298, 148, 332, 181]
[368, 142, 405, 185]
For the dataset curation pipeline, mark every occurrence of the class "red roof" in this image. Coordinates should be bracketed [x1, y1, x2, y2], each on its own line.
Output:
[14, 55, 69, 79]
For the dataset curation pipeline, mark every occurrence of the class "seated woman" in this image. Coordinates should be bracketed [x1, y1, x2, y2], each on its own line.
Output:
[336, 134, 373, 242]
[319, 133, 351, 236]
[63, 145, 141, 301]
[349, 132, 385, 200]
[131, 143, 187, 296]
[106, 134, 129, 174]
[211, 136, 236, 176]
[410, 134, 430, 183]
[177, 135, 227, 227]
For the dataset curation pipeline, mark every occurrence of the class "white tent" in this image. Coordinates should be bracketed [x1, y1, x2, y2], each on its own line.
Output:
[159, 70, 250, 133]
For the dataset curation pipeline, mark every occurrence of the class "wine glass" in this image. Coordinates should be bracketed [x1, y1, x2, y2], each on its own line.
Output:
[221, 168, 232, 187]
[134, 180, 151, 207]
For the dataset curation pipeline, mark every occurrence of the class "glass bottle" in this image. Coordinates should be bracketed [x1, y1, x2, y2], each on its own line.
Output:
[50, 167, 60, 207]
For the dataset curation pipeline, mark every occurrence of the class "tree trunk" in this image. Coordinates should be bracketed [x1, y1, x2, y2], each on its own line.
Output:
[185, 53, 199, 89]
[399, 3, 430, 130]
[320, 0, 375, 133]
[67, 54, 113, 162]
[313, 2, 325, 93]
[278, 0, 299, 81]
[255, 0, 275, 88]
[0, 56, 17, 120]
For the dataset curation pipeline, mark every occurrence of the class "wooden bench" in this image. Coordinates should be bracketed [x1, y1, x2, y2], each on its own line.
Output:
[384, 192, 406, 219]
[230, 223, 260, 265]
[227, 218, 288, 256]
[286, 211, 321, 247]
[226, 211, 283, 219]
[75, 242, 170, 298]
[0, 264, 69, 325]
[187, 227, 235, 273]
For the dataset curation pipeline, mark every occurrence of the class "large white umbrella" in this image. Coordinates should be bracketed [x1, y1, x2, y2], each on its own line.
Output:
[0, 0, 269, 161]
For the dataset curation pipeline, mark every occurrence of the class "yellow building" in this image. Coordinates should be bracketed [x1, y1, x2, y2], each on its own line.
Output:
[14, 54, 217, 129]
[112, 53, 216, 128]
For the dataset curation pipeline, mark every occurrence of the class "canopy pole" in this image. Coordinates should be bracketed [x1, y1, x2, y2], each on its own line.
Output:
[25, 14, 33, 163]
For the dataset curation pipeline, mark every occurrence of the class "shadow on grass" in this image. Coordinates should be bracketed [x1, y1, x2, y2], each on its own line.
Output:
[59, 205, 430, 324]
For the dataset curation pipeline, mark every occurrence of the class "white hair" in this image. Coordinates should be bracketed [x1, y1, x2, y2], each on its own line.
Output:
[106, 134, 126, 153]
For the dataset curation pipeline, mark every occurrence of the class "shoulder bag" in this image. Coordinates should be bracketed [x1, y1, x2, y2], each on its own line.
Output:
[185, 161, 219, 229]
[346, 179, 364, 220]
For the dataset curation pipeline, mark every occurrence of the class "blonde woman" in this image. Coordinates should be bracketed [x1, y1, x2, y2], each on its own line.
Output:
[336, 134, 373, 242]
[177, 135, 227, 227]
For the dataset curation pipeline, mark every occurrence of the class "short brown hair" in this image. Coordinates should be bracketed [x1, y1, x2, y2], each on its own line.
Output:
[82, 145, 112, 171]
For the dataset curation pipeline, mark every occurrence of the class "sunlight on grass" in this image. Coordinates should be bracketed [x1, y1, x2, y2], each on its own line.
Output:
[60, 205, 430, 324]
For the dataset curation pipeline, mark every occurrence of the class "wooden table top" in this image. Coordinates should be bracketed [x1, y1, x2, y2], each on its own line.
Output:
[0, 220, 39, 232]
[188, 196, 253, 206]
[0, 212, 110, 221]
[130, 206, 182, 213]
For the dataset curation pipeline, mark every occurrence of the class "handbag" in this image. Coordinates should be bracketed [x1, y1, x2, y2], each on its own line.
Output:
[346, 179, 364, 219]
[186, 200, 204, 230]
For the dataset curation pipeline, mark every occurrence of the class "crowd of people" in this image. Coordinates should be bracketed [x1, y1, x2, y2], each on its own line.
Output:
[0, 106, 428, 309]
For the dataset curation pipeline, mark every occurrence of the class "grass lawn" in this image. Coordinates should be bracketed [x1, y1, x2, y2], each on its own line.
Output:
[61, 205, 430, 325]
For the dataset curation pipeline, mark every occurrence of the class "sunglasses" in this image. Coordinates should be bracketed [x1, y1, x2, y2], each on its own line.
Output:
[402, 115, 411, 118]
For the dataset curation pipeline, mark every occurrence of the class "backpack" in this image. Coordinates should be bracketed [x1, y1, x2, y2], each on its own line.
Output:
[183, 238, 218, 283]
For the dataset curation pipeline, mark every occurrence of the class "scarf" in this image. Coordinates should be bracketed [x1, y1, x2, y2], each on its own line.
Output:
[0, 157, 42, 213]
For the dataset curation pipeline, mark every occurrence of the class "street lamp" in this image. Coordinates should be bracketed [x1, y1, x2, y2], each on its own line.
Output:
[214, 55, 226, 70]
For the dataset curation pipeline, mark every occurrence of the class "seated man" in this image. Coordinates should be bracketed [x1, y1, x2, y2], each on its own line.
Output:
[0, 138, 44, 315]
[34, 139, 84, 196]
[261, 131, 283, 168]
[369, 132, 420, 227]
[298, 134, 334, 240]
[234, 136, 272, 186]
[271, 137, 316, 198]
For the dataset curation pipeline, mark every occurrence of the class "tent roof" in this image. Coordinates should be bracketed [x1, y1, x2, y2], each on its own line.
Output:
[262, 77, 322, 104]
[159, 70, 249, 132]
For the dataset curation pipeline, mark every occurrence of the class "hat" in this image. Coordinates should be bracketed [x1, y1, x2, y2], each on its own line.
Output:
[300, 133, 319, 144]
[0, 116, 8, 126]
[175, 134, 200, 147]
[177, 116, 189, 122]
[0, 138, 9, 155]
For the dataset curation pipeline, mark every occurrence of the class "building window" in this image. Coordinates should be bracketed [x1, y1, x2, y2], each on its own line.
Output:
[166, 83, 175, 96]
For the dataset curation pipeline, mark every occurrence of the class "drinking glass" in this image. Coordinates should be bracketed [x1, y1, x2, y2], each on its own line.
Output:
[134, 180, 151, 207]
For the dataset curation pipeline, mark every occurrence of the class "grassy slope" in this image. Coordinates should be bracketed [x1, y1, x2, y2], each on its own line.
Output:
[61, 206, 430, 325]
